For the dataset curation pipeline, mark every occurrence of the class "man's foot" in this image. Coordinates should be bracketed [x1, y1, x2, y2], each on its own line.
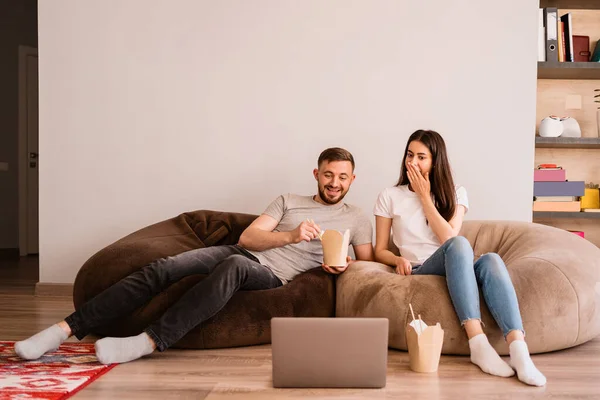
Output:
[15, 324, 69, 360]
[509, 340, 546, 386]
[95, 332, 155, 364]
[469, 334, 515, 377]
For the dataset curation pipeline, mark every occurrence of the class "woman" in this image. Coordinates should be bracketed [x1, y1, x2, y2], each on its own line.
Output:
[373, 130, 545, 386]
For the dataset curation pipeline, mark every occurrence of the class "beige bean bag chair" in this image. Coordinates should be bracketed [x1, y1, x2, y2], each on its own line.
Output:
[336, 221, 600, 355]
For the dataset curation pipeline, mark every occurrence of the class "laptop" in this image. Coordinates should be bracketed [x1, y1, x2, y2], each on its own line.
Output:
[271, 317, 389, 388]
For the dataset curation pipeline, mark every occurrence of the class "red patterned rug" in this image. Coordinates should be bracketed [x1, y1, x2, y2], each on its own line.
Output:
[0, 341, 117, 400]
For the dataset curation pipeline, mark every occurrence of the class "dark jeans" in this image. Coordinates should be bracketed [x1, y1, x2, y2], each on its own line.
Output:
[65, 245, 282, 351]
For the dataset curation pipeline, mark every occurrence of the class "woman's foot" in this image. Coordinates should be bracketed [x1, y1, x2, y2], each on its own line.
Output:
[15, 324, 69, 360]
[94, 332, 155, 364]
[468, 334, 515, 377]
[509, 340, 546, 386]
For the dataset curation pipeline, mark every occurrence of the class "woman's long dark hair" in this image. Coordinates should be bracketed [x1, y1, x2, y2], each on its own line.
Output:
[396, 130, 456, 222]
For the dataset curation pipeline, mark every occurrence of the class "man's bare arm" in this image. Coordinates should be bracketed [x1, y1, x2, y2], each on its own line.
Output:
[238, 214, 320, 252]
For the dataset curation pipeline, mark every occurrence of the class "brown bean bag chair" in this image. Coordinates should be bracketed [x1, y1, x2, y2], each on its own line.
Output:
[73, 210, 335, 349]
[336, 221, 600, 355]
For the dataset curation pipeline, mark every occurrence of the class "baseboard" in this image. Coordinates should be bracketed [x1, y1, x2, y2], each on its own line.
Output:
[35, 283, 73, 297]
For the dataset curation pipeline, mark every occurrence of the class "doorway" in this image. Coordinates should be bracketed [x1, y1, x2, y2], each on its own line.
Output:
[18, 45, 38, 256]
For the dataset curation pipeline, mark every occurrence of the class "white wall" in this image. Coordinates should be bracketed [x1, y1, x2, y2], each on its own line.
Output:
[38, 0, 539, 283]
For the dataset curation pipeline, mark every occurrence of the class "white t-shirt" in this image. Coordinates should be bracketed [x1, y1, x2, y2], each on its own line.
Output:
[373, 185, 469, 266]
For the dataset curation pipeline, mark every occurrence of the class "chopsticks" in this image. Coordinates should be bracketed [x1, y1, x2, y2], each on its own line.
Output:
[306, 218, 324, 240]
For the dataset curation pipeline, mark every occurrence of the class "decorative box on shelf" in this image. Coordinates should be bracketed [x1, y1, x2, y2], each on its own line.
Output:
[581, 184, 600, 210]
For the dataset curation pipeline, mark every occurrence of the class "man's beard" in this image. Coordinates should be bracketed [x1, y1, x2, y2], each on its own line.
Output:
[318, 185, 347, 205]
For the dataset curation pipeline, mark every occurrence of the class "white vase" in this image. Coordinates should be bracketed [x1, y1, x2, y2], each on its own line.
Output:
[539, 116, 563, 137]
[561, 117, 581, 137]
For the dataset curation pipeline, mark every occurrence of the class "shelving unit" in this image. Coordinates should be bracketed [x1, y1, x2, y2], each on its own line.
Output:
[533, 211, 600, 219]
[540, 0, 600, 9]
[538, 62, 600, 79]
[535, 137, 600, 148]
[535, 0, 600, 245]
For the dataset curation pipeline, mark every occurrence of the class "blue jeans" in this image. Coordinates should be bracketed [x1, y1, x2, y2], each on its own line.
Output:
[65, 245, 282, 351]
[412, 236, 524, 337]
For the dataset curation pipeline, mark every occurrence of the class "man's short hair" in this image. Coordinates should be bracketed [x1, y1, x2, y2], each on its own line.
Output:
[317, 147, 355, 171]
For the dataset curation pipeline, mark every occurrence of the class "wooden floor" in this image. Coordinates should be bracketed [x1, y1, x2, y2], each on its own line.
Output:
[0, 251, 38, 295]
[1, 255, 599, 399]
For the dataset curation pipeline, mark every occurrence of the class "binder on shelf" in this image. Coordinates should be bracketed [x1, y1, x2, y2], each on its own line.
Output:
[543, 8, 559, 63]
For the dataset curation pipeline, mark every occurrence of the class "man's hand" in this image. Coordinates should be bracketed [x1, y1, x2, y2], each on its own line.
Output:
[395, 256, 413, 275]
[290, 220, 321, 244]
[322, 256, 354, 275]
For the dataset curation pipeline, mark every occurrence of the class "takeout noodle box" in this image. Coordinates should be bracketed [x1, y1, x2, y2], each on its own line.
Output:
[321, 229, 350, 267]
[405, 320, 444, 373]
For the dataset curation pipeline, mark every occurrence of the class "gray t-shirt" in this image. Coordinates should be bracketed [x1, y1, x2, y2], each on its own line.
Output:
[248, 194, 373, 285]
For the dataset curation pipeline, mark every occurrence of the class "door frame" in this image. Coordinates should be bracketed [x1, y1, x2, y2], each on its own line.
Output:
[18, 45, 38, 256]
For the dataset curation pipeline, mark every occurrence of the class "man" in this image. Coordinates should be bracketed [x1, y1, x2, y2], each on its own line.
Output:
[15, 147, 374, 364]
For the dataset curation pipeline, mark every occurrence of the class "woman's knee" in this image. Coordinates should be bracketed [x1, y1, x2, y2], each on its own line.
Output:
[444, 236, 473, 258]
[479, 252, 503, 264]
[442, 236, 474, 274]
[477, 253, 509, 277]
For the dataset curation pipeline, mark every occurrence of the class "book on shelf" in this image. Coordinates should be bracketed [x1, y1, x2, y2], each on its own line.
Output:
[534, 169, 566, 181]
[534, 196, 577, 202]
[583, 208, 600, 213]
[533, 181, 585, 197]
[558, 19, 565, 62]
[560, 13, 574, 62]
[539, 8, 595, 63]
[574, 35, 592, 62]
[533, 201, 581, 212]
[592, 39, 600, 62]
[532, 166, 582, 211]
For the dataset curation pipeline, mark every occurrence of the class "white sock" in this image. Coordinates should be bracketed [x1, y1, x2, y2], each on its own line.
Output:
[15, 324, 69, 360]
[509, 340, 546, 386]
[94, 332, 155, 364]
[469, 334, 515, 377]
